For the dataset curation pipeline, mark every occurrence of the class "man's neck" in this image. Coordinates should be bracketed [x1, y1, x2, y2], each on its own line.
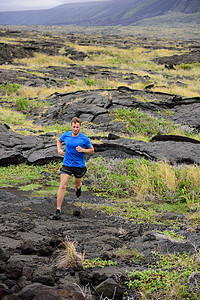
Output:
[72, 132, 79, 137]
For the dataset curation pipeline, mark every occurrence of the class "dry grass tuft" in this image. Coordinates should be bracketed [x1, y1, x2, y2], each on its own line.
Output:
[14, 53, 73, 68]
[156, 161, 176, 191]
[56, 236, 84, 270]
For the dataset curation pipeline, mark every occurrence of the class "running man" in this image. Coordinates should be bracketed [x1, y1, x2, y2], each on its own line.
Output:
[53, 117, 94, 220]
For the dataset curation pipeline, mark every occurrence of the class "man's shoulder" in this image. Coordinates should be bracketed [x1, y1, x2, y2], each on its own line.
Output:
[60, 131, 72, 139]
[79, 132, 89, 139]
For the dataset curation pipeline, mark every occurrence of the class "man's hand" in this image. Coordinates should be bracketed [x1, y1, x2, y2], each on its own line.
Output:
[76, 145, 94, 154]
[58, 149, 65, 156]
[57, 138, 65, 156]
[76, 146, 84, 152]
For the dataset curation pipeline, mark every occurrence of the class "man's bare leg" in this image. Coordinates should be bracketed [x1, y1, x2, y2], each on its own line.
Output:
[57, 174, 70, 210]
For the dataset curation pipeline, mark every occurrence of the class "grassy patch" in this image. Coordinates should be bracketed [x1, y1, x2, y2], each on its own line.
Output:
[87, 156, 200, 202]
[112, 108, 179, 137]
[159, 230, 186, 241]
[0, 162, 61, 196]
[112, 108, 200, 140]
[0, 106, 72, 135]
[0, 162, 90, 197]
[15, 97, 32, 111]
[14, 96, 51, 113]
[127, 251, 200, 299]
[0, 107, 26, 126]
[83, 257, 117, 269]
[0, 83, 21, 95]
[18, 183, 43, 191]
[86, 156, 200, 226]
[14, 53, 73, 69]
[114, 245, 144, 263]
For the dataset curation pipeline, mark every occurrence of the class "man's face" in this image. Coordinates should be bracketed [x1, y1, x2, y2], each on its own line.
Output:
[71, 122, 81, 136]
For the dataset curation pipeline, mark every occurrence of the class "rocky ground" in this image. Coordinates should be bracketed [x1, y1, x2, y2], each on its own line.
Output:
[0, 29, 200, 299]
[0, 188, 200, 300]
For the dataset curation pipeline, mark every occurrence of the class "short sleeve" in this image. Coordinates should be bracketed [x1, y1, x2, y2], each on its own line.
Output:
[59, 132, 68, 142]
[84, 136, 92, 148]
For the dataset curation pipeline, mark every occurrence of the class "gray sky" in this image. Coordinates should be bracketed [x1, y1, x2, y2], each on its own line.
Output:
[0, 0, 109, 12]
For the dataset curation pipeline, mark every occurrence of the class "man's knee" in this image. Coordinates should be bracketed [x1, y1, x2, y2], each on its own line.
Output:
[59, 182, 68, 190]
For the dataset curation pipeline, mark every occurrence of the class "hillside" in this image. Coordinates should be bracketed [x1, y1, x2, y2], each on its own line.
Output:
[0, 0, 200, 26]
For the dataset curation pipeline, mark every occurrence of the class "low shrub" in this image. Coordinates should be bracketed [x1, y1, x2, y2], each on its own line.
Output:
[0, 83, 21, 95]
[87, 156, 200, 207]
[15, 97, 30, 111]
[84, 77, 97, 86]
[126, 252, 200, 299]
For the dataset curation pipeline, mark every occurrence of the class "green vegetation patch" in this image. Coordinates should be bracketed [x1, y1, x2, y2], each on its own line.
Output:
[0, 83, 21, 95]
[114, 245, 144, 263]
[127, 252, 200, 299]
[112, 107, 192, 138]
[18, 183, 42, 191]
[122, 0, 156, 20]
[83, 257, 117, 269]
[0, 163, 48, 186]
[84, 77, 97, 87]
[159, 229, 185, 241]
[0, 162, 61, 196]
[0, 107, 26, 126]
[87, 156, 200, 203]
[14, 96, 51, 113]
[15, 97, 31, 111]
[86, 156, 200, 226]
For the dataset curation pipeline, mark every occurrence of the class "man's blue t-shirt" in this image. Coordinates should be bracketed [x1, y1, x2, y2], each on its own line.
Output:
[60, 131, 92, 168]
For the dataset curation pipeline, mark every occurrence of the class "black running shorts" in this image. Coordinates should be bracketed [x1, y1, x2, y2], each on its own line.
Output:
[60, 165, 87, 178]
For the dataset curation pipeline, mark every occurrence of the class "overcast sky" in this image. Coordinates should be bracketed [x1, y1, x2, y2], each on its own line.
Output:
[0, 0, 110, 12]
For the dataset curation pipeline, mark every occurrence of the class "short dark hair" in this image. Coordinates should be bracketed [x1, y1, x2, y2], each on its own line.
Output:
[71, 117, 81, 125]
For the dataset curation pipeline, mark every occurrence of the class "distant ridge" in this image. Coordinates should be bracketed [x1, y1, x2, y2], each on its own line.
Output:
[0, 0, 199, 26]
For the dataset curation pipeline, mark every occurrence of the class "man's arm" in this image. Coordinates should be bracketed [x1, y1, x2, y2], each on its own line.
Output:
[76, 145, 94, 154]
[57, 138, 65, 156]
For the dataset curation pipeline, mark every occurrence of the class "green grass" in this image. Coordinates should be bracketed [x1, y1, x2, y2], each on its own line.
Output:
[0, 162, 61, 196]
[112, 108, 200, 141]
[0, 162, 88, 196]
[0, 105, 72, 135]
[159, 230, 185, 241]
[84, 77, 97, 86]
[127, 251, 200, 300]
[85, 156, 200, 227]
[83, 257, 117, 269]
[18, 183, 43, 191]
[0, 164, 47, 186]
[114, 245, 144, 263]
[0, 83, 21, 95]
[15, 97, 31, 111]
[86, 156, 200, 203]
[30, 182, 60, 196]
[0, 106, 27, 126]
